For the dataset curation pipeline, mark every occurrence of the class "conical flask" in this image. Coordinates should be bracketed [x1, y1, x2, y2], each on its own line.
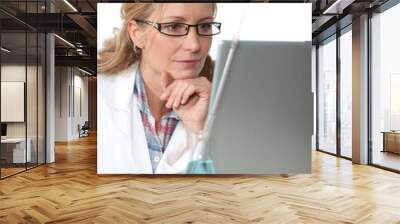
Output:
[185, 130, 215, 174]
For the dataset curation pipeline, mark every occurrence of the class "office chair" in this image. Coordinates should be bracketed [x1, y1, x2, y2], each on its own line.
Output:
[79, 121, 90, 138]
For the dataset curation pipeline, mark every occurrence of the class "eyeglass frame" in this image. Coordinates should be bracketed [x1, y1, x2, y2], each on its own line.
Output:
[134, 19, 222, 37]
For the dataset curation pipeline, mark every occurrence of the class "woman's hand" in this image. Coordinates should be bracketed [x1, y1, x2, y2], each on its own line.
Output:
[160, 72, 211, 132]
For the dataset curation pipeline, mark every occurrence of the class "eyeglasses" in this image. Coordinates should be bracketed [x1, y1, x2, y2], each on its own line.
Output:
[134, 19, 222, 37]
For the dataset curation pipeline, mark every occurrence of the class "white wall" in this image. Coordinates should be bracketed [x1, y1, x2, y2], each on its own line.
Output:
[1, 64, 46, 164]
[1, 65, 36, 138]
[1, 66, 25, 128]
[55, 66, 68, 141]
[55, 67, 89, 141]
[97, 3, 312, 59]
[72, 72, 89, 138]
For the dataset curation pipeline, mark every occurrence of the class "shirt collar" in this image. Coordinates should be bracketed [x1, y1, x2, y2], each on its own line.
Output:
[134, 67, 180, 120]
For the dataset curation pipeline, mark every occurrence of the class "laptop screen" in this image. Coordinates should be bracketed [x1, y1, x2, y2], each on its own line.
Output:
[207, 40, 312, 174]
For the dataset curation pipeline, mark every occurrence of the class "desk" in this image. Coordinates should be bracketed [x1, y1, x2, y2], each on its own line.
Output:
[381, 131, 400, 154]
[1, 138, 31, 163]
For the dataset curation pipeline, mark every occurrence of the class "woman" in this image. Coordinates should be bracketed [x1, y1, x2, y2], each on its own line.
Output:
[97, 3, 220, 174]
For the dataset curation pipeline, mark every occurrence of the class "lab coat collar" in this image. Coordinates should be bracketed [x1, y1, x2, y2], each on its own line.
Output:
[103, 63, 138, 111]
[131, 83, 188, 174]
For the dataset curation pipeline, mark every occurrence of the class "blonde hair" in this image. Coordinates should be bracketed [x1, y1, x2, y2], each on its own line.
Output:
[98, 3, 216, 81]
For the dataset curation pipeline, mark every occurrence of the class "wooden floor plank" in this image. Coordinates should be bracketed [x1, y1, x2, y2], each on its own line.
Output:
[0, 134, 400, 223]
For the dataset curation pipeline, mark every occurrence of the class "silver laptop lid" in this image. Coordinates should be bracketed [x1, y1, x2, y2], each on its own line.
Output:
[207, 40, 312, 174]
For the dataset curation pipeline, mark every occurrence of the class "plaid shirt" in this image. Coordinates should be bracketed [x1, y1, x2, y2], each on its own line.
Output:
[133, 69, 180, 173]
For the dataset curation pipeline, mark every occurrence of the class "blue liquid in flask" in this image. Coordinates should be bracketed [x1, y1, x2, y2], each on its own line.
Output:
[186, 159, 216, 174]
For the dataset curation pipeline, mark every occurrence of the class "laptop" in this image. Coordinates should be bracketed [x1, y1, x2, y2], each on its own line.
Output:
[206, 40, 312, 174]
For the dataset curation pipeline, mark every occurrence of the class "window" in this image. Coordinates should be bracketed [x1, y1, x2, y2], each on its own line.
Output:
[371, 2, 400, 171]
[318, 35, 337, 155]
[0, 1, 46, 179]
[340, 27, 352, 158]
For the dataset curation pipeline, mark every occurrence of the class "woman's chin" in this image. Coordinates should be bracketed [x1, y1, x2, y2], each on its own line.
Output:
[170, 69, 200, 80]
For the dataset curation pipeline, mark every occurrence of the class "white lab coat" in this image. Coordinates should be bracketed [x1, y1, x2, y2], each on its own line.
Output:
[97, 63, 193, 174]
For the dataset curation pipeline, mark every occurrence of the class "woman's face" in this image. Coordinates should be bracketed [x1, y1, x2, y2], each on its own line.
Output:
[138, 3, 214, 80]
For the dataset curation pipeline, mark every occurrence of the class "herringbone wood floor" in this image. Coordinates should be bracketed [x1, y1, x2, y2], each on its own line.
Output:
[1, 134, 400, 223]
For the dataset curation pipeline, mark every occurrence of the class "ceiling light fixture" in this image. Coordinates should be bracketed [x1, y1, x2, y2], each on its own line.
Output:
[63, 0, 78, 12]
[1, 47, 11, 53]
[322, 0, 354, 15]
[78, 67, 93, 76]
[54, 34, 75, 48]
